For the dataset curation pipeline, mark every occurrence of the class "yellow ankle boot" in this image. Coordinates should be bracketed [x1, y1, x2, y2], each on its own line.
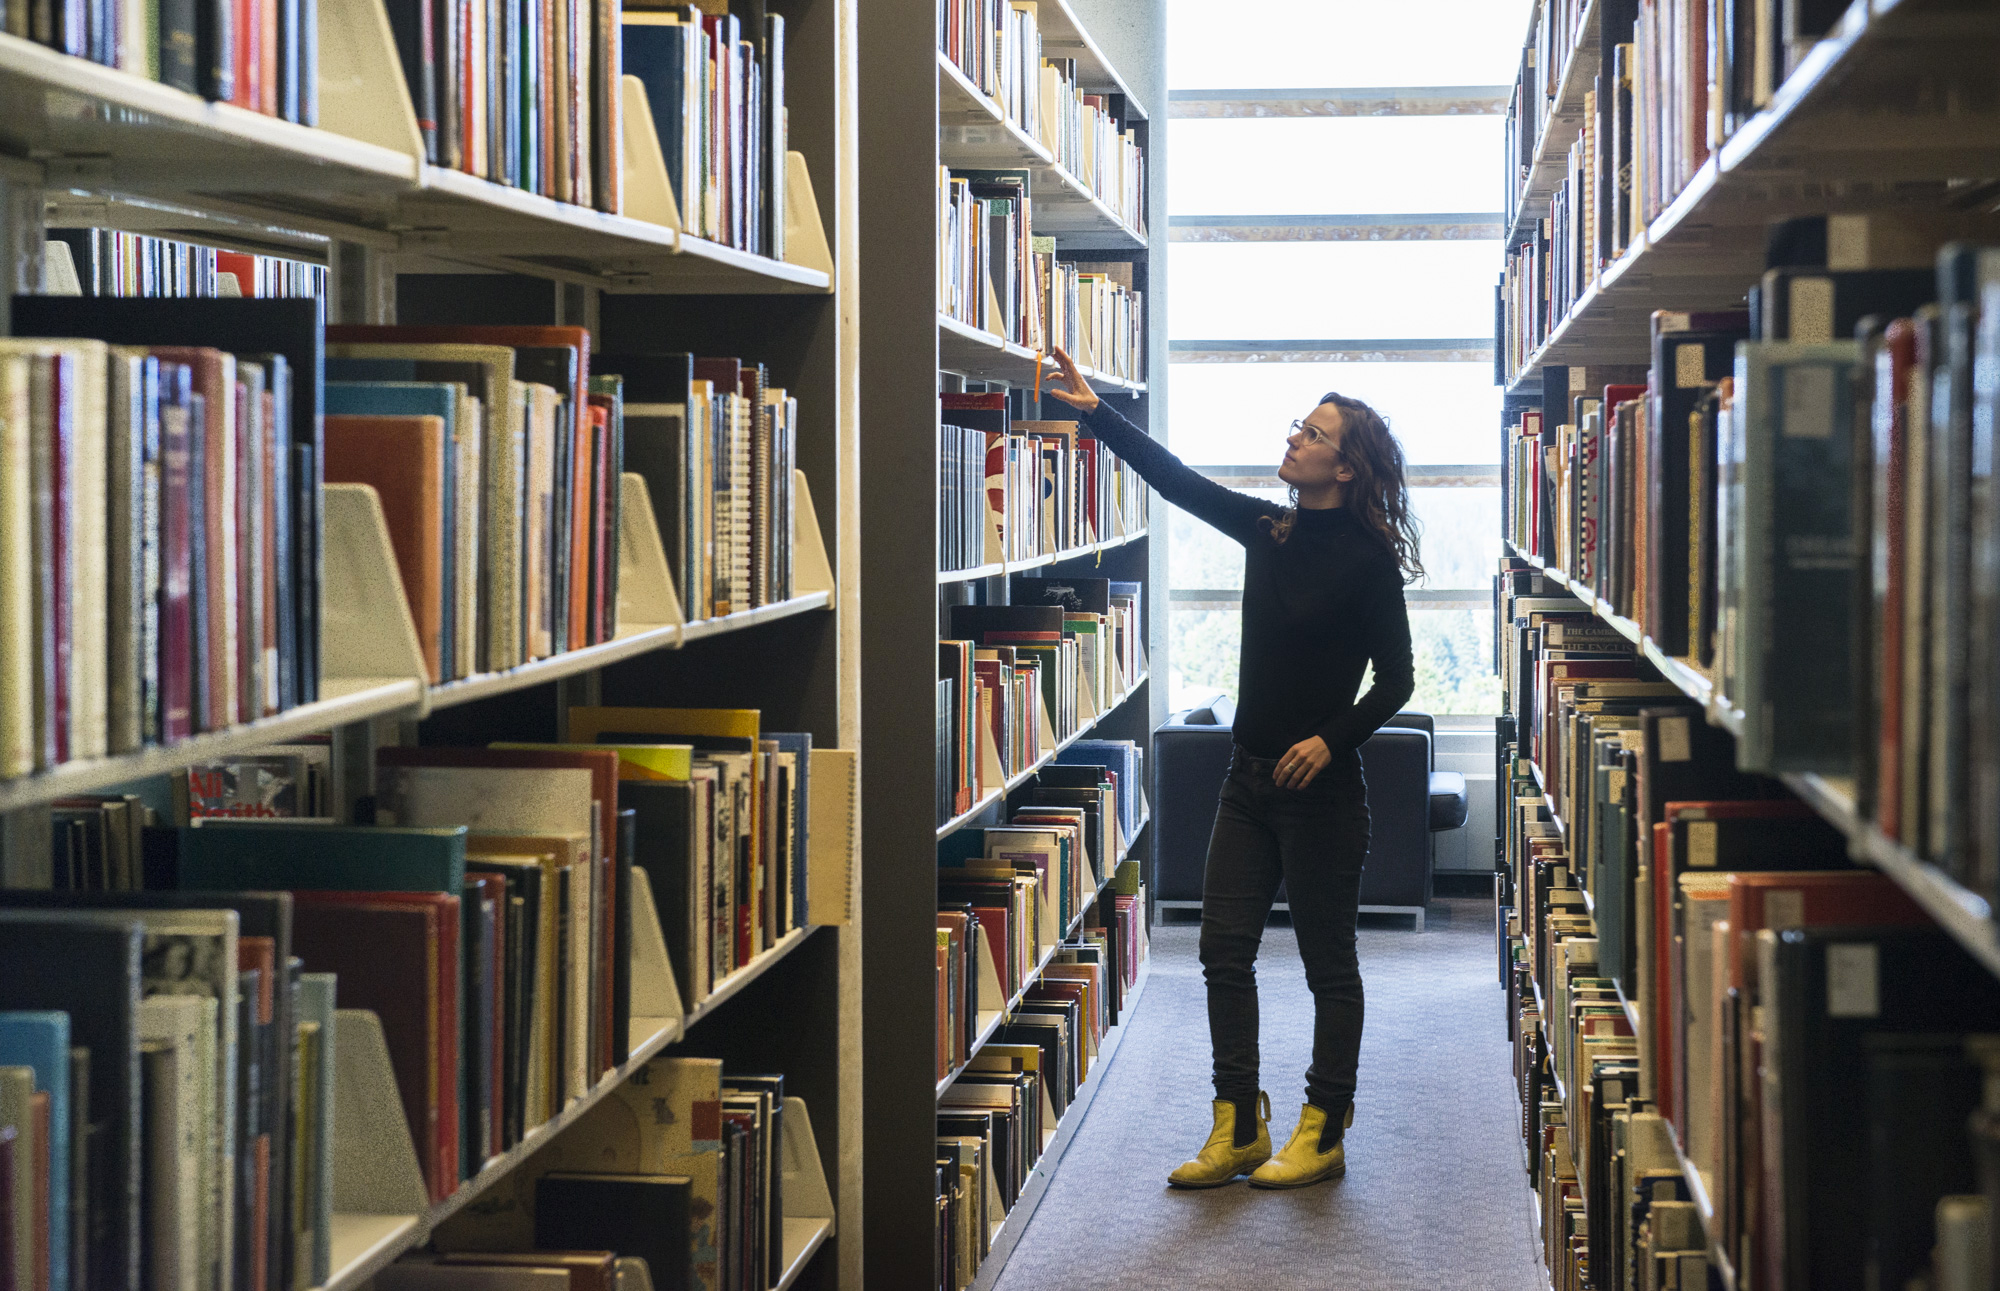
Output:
[1248, 1102, 1354, 1189]
[1166, 1093, 1271, 1188]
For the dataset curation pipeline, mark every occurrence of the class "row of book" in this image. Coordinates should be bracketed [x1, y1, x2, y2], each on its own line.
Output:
[1496, 615, 2000, 1291]
[621, 7, 788, 255]
[419, 1054, 806, 1291]
[615, 352, 799, 623]
[46, 233, 329, 305]
[384, 0, 614, 207]
[937, 0, 1147, 236]
[937, 582, 1145, 824]
[936, 396, 1147, 572]
[38, 704, 830, 1208]
[14, 0, 319, 120]
[0, 891, 340, 1291]
[1500, 0, 1864, 380]
[935, 170, 1146, 385]
[0, 320, 321, 777]
[936, 747, 1140, 1066]
[1500, 240, 2000, 906]
[934, 867, 1145, 1291]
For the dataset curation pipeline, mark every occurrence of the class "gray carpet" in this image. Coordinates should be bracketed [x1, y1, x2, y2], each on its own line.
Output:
[990, 898, 1547, 1291]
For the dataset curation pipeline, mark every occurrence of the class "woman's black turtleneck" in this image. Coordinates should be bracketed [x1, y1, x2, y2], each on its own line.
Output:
[1078, 399, 1416, 759]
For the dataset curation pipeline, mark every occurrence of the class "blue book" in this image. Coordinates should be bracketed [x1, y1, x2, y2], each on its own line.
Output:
[177, 823, 468, 893]
[621, 18, 690, 217]
[0, 1012, 69, 1291]
[325, 381, 460, 678]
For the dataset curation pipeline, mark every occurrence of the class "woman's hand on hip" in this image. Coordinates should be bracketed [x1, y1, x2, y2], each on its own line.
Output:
[1275, 735, 1332, 789]
[1045, 346, 1100, 414]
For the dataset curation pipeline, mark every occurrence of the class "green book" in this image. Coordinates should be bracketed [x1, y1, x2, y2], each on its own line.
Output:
[178, 824, 468, 893]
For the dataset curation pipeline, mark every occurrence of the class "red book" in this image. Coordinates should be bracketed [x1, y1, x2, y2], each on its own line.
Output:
[586, 395, 617, 644]
[215, 251, 256, 298]
[157, 363, 195, 744]
[291, 892, 462, 1201]
[323, 414, 447, 682]
[1875, 320, 1917, 837]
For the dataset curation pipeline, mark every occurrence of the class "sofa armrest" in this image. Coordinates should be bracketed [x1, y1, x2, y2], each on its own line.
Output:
[1428, 771, 1468, 832]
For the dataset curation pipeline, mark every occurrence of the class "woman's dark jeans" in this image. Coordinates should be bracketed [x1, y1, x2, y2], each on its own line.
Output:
[1200, 744, 1370, 1116]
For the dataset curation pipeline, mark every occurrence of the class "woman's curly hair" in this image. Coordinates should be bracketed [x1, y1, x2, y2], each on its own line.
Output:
[1261, 392, 1425, 584]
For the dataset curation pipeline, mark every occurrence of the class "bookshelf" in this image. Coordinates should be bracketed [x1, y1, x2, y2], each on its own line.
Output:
[0, 0, 862, 1288]
[860, 0, 1165, 1284]
[1497, 5, 2000, 1288]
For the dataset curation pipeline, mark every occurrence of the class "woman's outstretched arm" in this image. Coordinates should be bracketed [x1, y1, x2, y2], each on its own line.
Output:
[1047, 348, 1274, 546]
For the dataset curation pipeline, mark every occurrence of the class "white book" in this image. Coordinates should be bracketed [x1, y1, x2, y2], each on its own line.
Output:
[139, 995, 218, 1291]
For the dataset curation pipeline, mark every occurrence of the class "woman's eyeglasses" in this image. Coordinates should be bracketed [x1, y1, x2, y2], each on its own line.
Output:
[1289, 419, 1333, 448]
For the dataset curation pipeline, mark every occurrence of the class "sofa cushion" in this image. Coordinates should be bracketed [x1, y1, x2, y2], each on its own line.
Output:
[1428, 771, 1468, 831]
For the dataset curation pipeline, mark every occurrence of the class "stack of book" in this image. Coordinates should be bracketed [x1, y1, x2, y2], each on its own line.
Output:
[936, 1, 1146, 237]
[605, 351, 799, 622]
[322, 324, 621, 682]
[1500, 0, 1878, 383]
[18, 0, 320, 119]
[1501, 0, 1590, 232]
[938, 169, 1038, 347]
[417, 1055, 799, 1291]
[937, 581, 1144, 823]
[1496, 664, 2000, 1290]
[0, 297, 326, 779]
[621, 7, 789, 254]
[1499, 243, 2000, 892]
[934, 861, 1142, 1291]
[0, 888, 341, 1291]
[47, 232, 329, 304]
[1046, 260, 1144, 386]
[936, 396, 1148, 567]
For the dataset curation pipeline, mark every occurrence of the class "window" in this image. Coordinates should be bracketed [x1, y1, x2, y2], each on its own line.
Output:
[1163, 0, 1531, 717]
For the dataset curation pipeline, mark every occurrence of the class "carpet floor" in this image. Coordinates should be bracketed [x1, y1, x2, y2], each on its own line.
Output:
[990, 898, 1548, 1291]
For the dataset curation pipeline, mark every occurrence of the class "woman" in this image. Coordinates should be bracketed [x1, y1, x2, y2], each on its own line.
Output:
[1047, 347, 1419, 1190]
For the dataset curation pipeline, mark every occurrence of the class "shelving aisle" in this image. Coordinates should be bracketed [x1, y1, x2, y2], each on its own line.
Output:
[859, 0, 1168, 1286]
[0, 0, 861, 1287]
[1495, 3, 2000, 1289]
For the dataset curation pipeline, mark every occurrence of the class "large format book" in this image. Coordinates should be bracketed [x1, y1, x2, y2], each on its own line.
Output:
[0, 914, 144, 1291]
[323, 414, 448, 682]
[534, 1176, 691, 1291]
[290, 894, 462, 1202]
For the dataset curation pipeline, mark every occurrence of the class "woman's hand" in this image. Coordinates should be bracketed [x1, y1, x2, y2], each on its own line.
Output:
[1045, 346, 1100, 414]
[1275, 735, 1331, 789]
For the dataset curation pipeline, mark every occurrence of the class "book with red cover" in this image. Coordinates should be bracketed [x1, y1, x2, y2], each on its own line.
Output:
[375, 747, 621, 1079]
[290, 892, 461, 1201]
[322, 414, 446, 682]
[586, 398, 614, 645]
